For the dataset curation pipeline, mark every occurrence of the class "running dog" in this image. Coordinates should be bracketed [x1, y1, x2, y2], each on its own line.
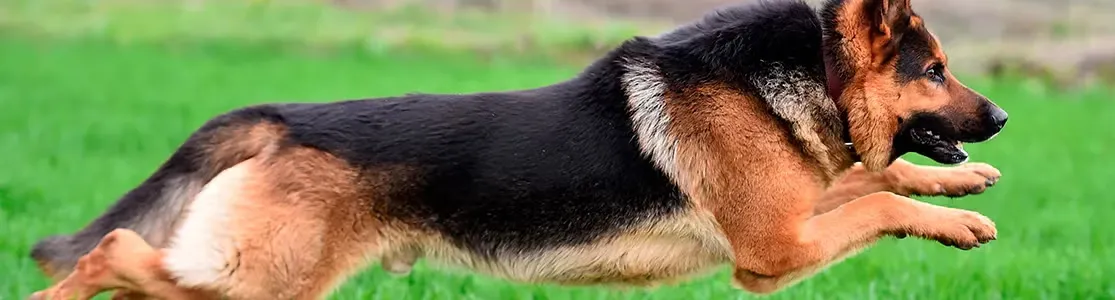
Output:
[29, 0, 1008, 298]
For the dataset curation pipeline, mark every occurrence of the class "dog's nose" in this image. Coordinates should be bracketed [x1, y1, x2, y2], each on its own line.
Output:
[990, 107, 1008, 130]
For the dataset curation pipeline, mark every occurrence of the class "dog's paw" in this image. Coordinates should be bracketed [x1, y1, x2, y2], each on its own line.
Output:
[900, 207, 997, 250]
[896, 162, 1001, 198]
[27, 281, 87, 300]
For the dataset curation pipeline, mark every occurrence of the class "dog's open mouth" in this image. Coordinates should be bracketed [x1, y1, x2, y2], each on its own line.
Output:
[894, 114, 969, 165]
[908, 127, 968, 164]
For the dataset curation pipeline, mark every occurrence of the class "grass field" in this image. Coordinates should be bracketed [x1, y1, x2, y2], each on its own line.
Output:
[2, 30, 1114, 299]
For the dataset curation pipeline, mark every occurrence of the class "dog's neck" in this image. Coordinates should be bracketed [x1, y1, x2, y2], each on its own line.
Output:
[740, 60, 858, 181]
[822, 48, 845, 104]
[822, 44, 860, 165]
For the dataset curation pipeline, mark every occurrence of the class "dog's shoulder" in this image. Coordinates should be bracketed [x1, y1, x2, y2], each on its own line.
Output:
[624, 0, 852, 177]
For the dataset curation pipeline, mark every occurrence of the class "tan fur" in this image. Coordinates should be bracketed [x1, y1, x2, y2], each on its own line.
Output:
[666, 83, 844, 288]
[31, 147, 398, 300]
[200, 122, 287, 176]
[197, 147, 395, 299]
[134, 122, 289, 263]
[815, 159, 1001, 214]
[412, 207, 733, 286]
[29, 230, 216, 300]
[908, 14, 923, 29]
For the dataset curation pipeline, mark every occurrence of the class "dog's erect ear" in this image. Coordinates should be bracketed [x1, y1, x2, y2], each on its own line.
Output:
[836, 0, 914, 62]
[823, 0, 915, 68]
[869, 0, 913, 44]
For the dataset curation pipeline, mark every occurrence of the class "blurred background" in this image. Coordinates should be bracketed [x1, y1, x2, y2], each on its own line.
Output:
[431, 0, 1115, 87]
[1, 0, 1113, 299]
[6, 0, 1115, 86]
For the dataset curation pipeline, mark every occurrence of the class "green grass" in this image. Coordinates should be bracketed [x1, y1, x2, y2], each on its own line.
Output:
[1, 0, 656, 65]
[2, 33, 1115, 300]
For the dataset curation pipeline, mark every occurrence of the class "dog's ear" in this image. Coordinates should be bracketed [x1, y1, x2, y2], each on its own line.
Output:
[871, 0, 912, 42]
[865, 0, 913, 59]
[824, 0, 914, 67]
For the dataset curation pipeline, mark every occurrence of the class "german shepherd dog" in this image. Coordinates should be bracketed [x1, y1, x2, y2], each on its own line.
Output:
[29, 0, 1008, 298]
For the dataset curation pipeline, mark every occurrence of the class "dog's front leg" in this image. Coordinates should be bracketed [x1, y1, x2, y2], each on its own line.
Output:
[723, 191, 996, 294]
[815, 158, 1002, 214]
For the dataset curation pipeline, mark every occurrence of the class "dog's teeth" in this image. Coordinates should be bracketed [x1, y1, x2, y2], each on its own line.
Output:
[956, 142, 964, 149]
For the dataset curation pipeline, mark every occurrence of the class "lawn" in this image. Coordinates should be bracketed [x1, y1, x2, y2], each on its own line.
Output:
[1, 33, 1114, 299]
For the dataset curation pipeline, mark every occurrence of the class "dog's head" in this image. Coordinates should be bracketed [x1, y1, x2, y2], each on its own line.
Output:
[822, 0, 1008, 171]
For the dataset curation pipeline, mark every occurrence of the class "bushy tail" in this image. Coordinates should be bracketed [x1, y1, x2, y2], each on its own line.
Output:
[30, 105, 287, 280]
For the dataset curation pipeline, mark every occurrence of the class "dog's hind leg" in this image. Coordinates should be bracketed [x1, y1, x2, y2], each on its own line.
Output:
[32, 146, 402, 300]
[815, 159, 1002, 214]
[159, 147, 398, 299]
[31, 106, 289, 281]
[28, 229, 216, 300]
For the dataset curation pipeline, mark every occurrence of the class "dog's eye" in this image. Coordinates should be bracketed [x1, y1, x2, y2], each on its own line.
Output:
[925, 63, 945, 83]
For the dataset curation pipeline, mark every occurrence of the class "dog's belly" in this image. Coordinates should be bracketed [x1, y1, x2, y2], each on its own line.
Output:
[411, 208, 734, 285]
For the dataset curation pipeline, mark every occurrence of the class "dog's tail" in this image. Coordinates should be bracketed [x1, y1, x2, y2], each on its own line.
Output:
[30, 105, 288, 280]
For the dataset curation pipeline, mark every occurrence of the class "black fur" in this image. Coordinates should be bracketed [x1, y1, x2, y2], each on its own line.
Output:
[274, 47, 684, 257]
[820, 0, 854, 83]
[655, 0, 827, 92]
